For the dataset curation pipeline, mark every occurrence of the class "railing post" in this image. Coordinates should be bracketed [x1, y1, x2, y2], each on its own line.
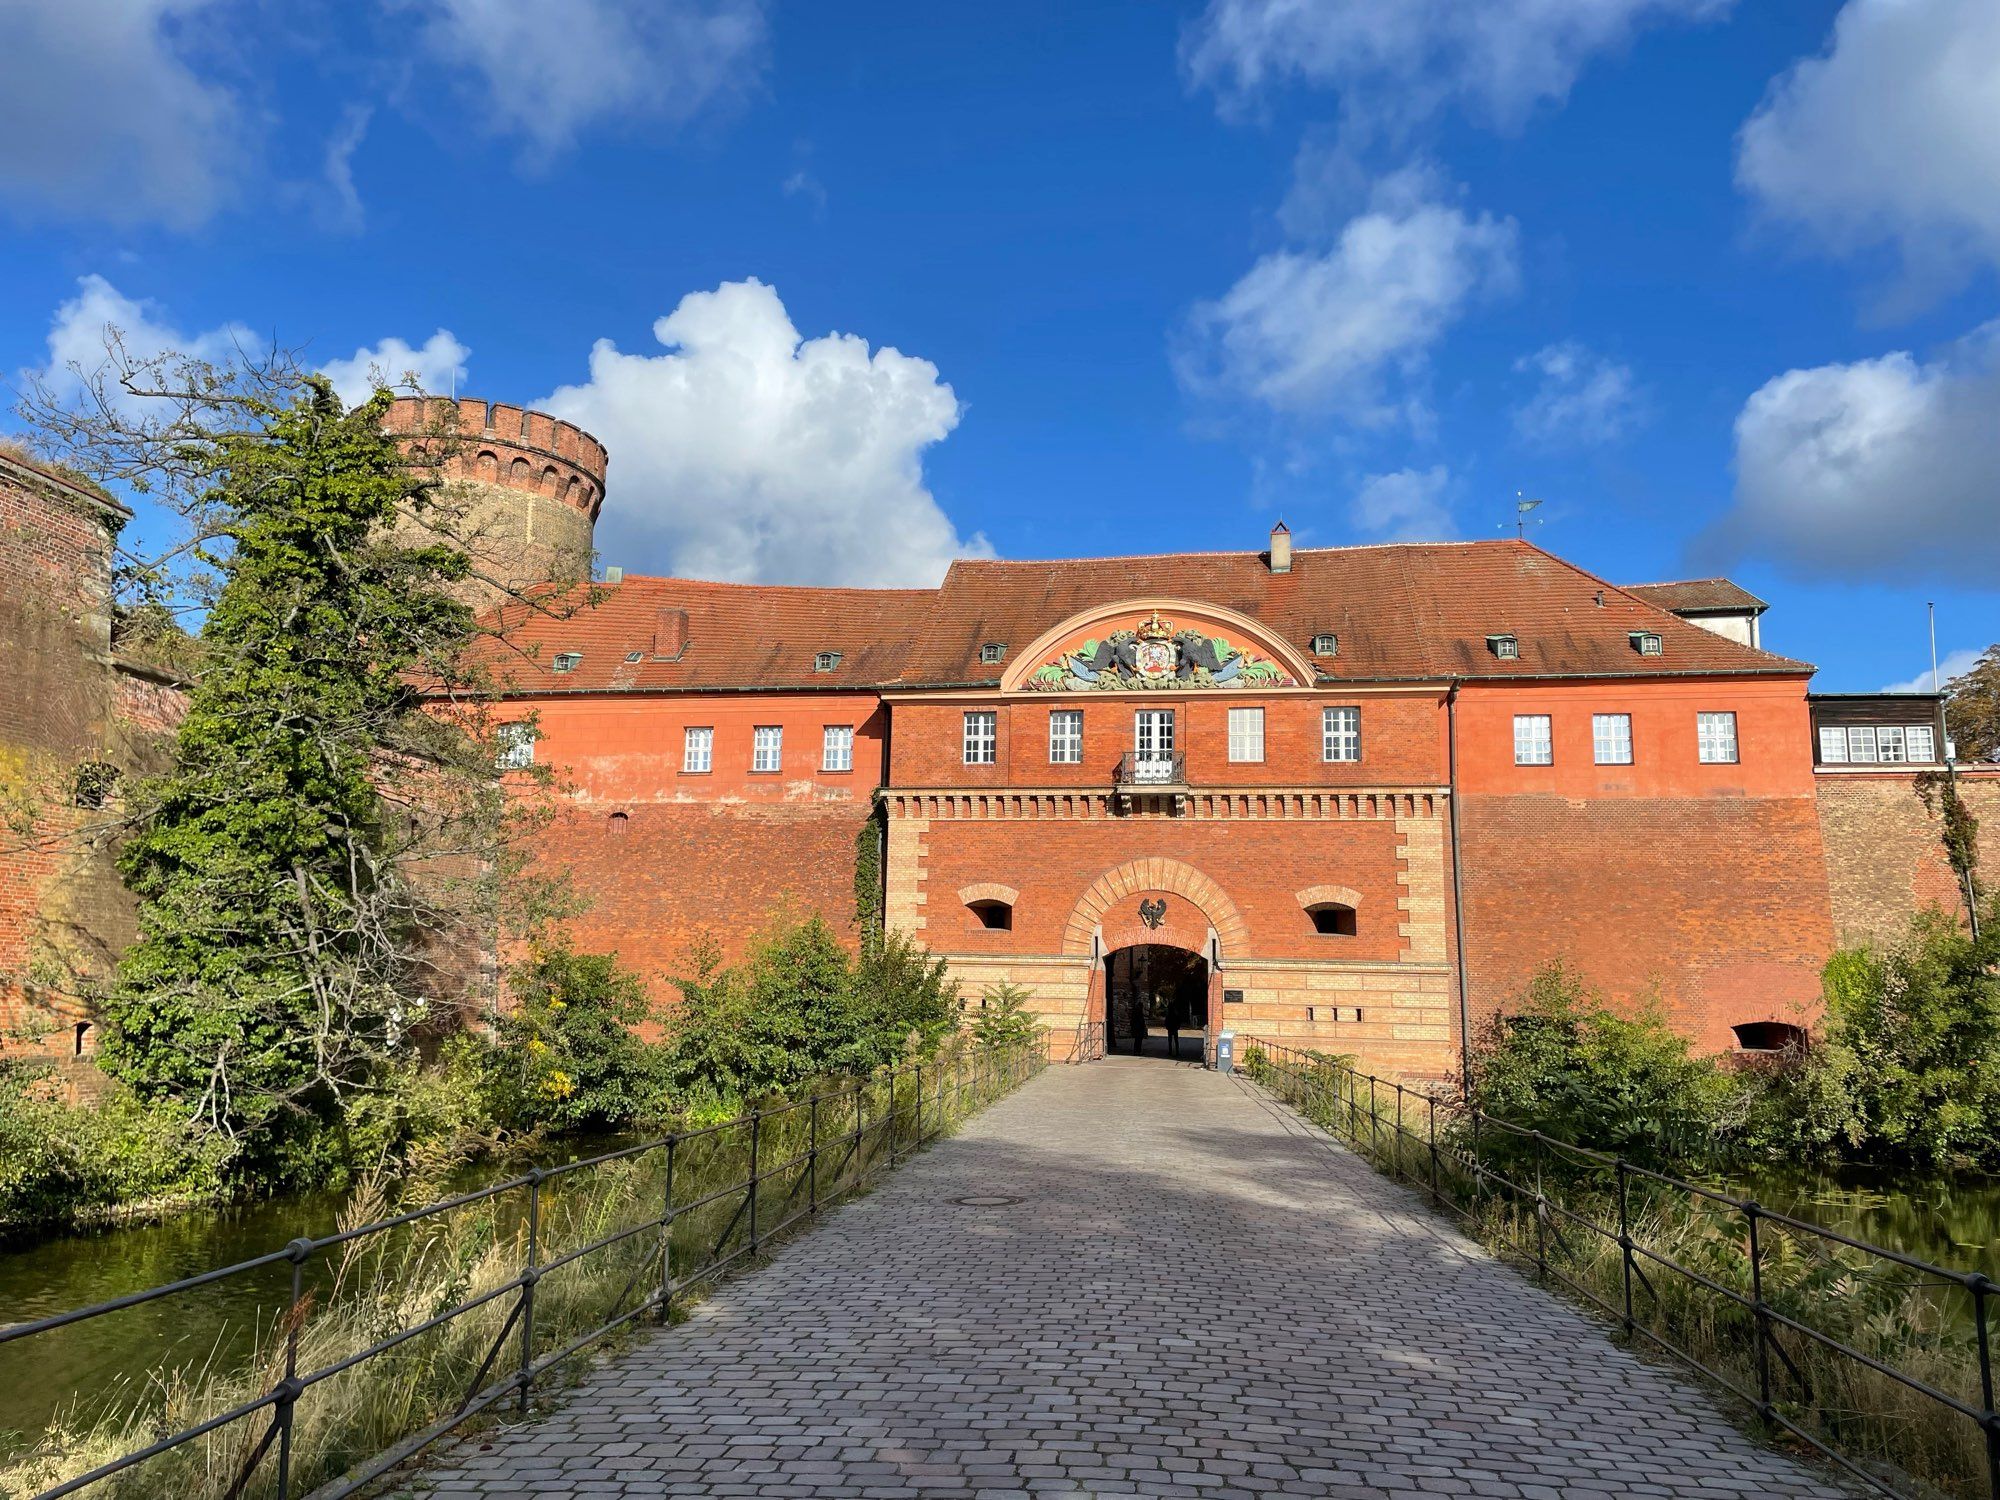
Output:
[277, 1237, 309, 1499]
[1747, 1201, 1773, 1425]
[1532, 1132, 1548, 1283]
[518, 1168, 543, 1414]
[747, 1110, 762, 1254]
[1616, 1159, 1634, 1337]
[1970, 1272, 1998, 1500]
[1394, 1082, 1407, 1179]
[855, 1074, 865, 1186]
[1426, 1095, 1440, 1206]
[657, 1137, 678, 1324]
[809, 1092, 821, 1215]
[1368, 1074, 1379, 1164]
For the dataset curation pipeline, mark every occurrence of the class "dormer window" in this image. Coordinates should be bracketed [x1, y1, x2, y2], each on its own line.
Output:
[551, 651, 582, 674]
[1311, 633, 1338, 657]
[1487, 634, 1519, 661]
[814, 651, 842, 673]
[1630, 631, 1664, 657]
[980, 642, 1006, 665]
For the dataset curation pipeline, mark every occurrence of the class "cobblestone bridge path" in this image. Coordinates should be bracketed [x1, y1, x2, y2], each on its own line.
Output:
[400, 1057, 1850, 1498]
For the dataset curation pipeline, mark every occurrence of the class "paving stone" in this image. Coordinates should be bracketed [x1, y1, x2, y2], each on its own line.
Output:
[393, 1059, 1853, 1497]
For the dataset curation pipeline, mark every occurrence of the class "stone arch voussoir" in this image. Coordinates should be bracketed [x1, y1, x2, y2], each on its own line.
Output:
[1062, 858, 1248, 959]
[1296, 884, 1362, 912]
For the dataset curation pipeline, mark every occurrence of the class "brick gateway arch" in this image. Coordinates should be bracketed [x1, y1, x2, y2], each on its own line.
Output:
[1066, 859, 1247, 1064]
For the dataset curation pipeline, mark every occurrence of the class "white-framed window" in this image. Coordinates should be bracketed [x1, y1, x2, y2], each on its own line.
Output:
[1818, 726, 1848, 764]
[1048, 709, 1083, 765]
[1134, 708, 1175, 763]
[1592, 713, 1632, 766]
[963, 710, 997, 765]
[1698, 711, 1739, 765]
[495, 722, 535, 770]
[1227, 706, 1265, 763]
[752, 725, 782, 773]
[682, 725, 713, 773]
[1907, 725, 1937, 763]
[1514, 714, 1553, 766]
[1322, 706, 1360, 763]
[1875, 725, 1907, 763]
[822, 724, 853, 772]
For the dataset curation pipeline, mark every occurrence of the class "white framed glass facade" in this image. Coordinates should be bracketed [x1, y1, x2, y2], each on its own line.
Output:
[751, 725, 782, 773]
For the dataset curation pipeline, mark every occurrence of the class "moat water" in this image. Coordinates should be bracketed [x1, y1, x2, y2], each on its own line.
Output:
[0, 1143, 1995, 1455]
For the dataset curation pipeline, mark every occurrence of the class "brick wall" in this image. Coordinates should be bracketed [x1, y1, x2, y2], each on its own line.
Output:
[0, 457, 181, 1056]
[1458, 794, 1834, 1052]
[1815, 771, 2000, 947]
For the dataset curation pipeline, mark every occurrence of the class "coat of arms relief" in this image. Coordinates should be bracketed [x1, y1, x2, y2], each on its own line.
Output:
[1025, 611, 1294, 691]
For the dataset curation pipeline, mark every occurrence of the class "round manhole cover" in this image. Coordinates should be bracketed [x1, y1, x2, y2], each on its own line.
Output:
[954, 1194, 1022, 1207]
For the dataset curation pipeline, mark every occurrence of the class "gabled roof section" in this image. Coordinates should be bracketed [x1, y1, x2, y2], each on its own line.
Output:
[464, 576, 933, 693]
[894, 541, 1809, 687]
[1623, 578, 1769, 616]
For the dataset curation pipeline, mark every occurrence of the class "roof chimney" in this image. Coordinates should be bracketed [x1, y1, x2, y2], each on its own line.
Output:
[1268, 521, 1292, 574]
[652, 606, 688, 660]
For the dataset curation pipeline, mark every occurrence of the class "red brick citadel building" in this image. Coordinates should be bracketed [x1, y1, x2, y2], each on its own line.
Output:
[472, 497, 1990, 1077]
[5, 397, 1993, 1077]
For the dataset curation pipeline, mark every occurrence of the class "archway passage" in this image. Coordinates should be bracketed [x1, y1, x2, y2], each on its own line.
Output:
[1104, 944, 1211, 1063]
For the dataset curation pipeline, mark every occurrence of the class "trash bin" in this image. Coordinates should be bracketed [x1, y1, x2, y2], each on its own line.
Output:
[1215, 1030, 1235, 1075]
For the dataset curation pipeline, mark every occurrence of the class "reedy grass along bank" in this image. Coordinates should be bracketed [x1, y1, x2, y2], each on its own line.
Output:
[0, 1039, 1043, 1500]
[1244, 1044, 1995, 1500]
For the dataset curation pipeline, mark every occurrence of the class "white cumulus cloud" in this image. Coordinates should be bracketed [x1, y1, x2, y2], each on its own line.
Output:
[1352, 465, 1456, 540]
[540, 278, 989, 588]
[320, 331, 471, 406]
[0, 0, 239, 229]
[36, 276, 467, 415]
[1512, 341, 1642, 445]
[1720, 320, 2000, 582]
[417, 0, 766, 163]
[1184, 0, 1731, 130]
[1738, 0, 2000, 293]
[1176, 166, 1517, 425]
[1881, 648, 1983, 697]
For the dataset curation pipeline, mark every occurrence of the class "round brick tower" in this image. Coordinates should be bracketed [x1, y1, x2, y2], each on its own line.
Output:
[382, 396, 607, 608]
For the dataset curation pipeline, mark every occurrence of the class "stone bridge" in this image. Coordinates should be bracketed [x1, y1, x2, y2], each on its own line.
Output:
[396, 1058, 1848, 1498]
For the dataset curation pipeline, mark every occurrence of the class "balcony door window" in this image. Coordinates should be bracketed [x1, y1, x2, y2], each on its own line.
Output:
[1133, 709, 1175, 777]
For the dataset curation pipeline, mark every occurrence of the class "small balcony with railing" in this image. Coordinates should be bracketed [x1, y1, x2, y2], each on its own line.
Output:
[1112, 751, 1188, 812]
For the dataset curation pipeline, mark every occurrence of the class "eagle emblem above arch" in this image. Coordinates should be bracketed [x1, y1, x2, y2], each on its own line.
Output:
[1000, 598, 1315, 693]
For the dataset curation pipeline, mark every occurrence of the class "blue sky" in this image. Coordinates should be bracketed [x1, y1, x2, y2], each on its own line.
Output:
[2, 0, 1995, 691]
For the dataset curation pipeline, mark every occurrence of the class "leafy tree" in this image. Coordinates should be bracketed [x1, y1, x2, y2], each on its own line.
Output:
[1467, 961, 1737, 1168]
[844, 929, 958, 1069]
[1943, 644, 2000, 764]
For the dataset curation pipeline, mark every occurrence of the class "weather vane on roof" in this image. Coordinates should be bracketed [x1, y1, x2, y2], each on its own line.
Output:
[1510, 492, 1544, 540]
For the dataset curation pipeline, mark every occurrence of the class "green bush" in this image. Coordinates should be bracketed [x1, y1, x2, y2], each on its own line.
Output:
[1752, 904, 2000, 1169]
[486, 945, 666, 1133]
[1468, 961, 1739, 1168]
[0, 1062, 227, 1229]
[970, 981, 1043, 1050]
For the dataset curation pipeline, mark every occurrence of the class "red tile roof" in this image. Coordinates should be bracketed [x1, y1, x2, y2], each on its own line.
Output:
[463, 541, 1809, 694]
[466, 577, 932, 693]
[896, 541, 1808, 686]
[1622, 578, 1769, 616]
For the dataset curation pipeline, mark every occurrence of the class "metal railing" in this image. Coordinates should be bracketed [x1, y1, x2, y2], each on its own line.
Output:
[0, 1040, 1046, 1500]
[1064, 1020, 1106, 1064]
[1239, 1036, 2000, 1500]
[1111, 752, 1186, 789]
